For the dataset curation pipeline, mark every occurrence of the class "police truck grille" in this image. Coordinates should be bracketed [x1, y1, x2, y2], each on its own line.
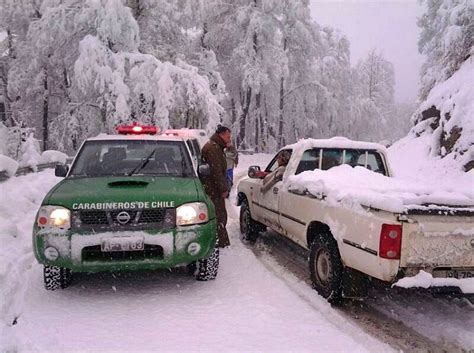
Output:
[139, 209, 166, 223]
[80, 211, 108, 225]
[78, 209, 171, 226]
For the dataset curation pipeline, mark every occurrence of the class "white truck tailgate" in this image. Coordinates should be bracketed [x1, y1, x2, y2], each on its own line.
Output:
[400, 214, 474, 268]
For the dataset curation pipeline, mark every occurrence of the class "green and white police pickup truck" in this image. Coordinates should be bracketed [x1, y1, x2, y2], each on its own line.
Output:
[33, 124, 218, 290]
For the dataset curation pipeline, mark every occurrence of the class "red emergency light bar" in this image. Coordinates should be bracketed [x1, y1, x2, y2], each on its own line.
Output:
[116, 123, 159, 135]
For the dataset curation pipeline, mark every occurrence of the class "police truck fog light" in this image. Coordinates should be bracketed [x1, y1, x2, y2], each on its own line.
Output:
[44, 247, 59, 260]
[187, 242, 201, 256]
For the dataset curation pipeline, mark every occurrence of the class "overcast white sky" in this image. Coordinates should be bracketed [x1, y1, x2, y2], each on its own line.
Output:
[309, 0, 425, 103]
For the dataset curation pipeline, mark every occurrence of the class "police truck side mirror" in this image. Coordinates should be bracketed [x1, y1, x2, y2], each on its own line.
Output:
[198, 164, 211, 177]
[55, 164, 69, 177]
[248, 166, 261, 178]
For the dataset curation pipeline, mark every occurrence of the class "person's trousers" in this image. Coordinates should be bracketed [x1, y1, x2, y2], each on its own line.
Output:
[226, 168, 234, 189]
[210, 194, 230, 248]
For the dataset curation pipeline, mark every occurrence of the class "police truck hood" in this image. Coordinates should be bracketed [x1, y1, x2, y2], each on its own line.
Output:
[43, 176, 203, 210]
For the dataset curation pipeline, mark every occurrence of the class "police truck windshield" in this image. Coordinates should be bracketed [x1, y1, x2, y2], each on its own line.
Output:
[69, 140, 194, 177]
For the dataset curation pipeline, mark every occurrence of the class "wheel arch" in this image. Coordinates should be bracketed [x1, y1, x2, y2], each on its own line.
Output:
[306, 221, 332, 248]
[237, 191, 247, 206]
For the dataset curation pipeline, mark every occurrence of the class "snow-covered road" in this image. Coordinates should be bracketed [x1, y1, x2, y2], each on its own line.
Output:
[0, 161, 393, 352]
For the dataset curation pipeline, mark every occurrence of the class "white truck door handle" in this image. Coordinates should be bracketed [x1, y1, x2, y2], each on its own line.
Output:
[273, 187, 279, 194]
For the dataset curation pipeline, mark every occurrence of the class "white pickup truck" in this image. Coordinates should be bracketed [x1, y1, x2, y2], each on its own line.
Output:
[237, 137, 474, 303]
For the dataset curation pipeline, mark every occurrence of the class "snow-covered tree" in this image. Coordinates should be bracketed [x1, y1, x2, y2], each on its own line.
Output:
[418, 0, 473, 100]
[2, 0, 223, 154]
[412, 0, 473, 171]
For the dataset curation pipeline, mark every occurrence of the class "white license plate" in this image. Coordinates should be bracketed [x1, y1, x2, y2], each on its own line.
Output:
[434, 269, 474, 279]
[101, 236, 144, 252]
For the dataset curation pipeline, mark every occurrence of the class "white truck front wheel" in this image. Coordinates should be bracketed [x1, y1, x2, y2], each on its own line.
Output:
[239, 200, 263, 242]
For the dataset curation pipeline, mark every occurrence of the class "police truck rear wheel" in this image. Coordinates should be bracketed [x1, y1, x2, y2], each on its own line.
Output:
[309, 234, 343, 304]
[240, 200, 263, 242]
[195, 247, 219, 281]
[44, 265, 72, 290]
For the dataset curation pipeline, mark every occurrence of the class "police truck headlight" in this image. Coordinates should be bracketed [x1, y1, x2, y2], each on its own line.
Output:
[176, 202, 209, 226]
[37, 206, 71, 229]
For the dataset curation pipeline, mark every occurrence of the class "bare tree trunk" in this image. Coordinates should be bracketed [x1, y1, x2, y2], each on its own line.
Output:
[254, 93, 261, 151]
[261, 98, 266, 151]
[42, 67, 49, 151]
[278, 38, 287, 148]
[230, 98, 237, 126]
[238, 87, 252, 149]
[185, 109, 190, 127]
[201, 22, 209, 50]
[278, 76, 285, 148]
[6, 28, 15, 59]
[0, 29, 15, 126]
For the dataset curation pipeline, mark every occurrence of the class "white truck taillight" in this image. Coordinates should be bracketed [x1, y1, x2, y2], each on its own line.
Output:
[379, 224, 402, 259]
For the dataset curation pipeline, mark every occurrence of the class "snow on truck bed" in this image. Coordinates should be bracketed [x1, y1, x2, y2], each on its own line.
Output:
[286, 164, 474, 214]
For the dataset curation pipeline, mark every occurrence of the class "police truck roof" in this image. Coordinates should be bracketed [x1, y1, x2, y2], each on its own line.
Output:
[87, 133, 184, 142]
[87, 124, 186, 142]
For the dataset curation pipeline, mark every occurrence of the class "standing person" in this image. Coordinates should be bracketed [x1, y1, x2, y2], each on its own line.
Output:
[200, 125, 231, 248]
[224, 142, 239, 192]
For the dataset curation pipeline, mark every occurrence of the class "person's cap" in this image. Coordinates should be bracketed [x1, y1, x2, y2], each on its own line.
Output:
[216, 124, 230, 134]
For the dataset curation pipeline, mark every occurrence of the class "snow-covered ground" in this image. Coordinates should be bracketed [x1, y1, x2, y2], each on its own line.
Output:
[0, 162, 393, 352]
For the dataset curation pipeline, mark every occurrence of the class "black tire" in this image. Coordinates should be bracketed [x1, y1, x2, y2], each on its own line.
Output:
[240, 199, 264, 242]
[309, 234, 343, 304]
[44, 265, 72, 290]
[195, 247, 219, 281]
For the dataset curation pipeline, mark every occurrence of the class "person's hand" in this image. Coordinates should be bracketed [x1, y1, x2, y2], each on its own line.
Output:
[222, 191, 229, 198]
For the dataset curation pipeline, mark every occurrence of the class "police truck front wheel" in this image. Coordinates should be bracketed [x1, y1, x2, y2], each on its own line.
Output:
[194, 247, 219, 281]
[44, 265, 72, 290]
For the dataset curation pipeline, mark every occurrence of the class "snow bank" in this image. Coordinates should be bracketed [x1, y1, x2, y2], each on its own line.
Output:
[393, 270, 474, 294]
[0, 155, 19, 176]
[40, 150, 68, 164]
[413, 57, 474, 170]
[0, 170, 60, 332]
[286, 164, 474, 213]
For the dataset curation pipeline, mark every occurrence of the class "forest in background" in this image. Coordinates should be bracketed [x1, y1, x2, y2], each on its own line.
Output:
[0, 0, 471, 167]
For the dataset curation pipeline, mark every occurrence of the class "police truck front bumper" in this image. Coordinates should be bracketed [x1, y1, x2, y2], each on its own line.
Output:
[33, 220, 217, 272]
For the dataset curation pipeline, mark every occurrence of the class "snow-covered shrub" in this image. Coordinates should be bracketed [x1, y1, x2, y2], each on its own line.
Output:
[19, 134, 41, 170]
[0, 155, 19, 176]
[40, 150, 68, 164]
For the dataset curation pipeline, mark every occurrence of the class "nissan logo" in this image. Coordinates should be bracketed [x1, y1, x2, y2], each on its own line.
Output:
[116, 211, 131, 225]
